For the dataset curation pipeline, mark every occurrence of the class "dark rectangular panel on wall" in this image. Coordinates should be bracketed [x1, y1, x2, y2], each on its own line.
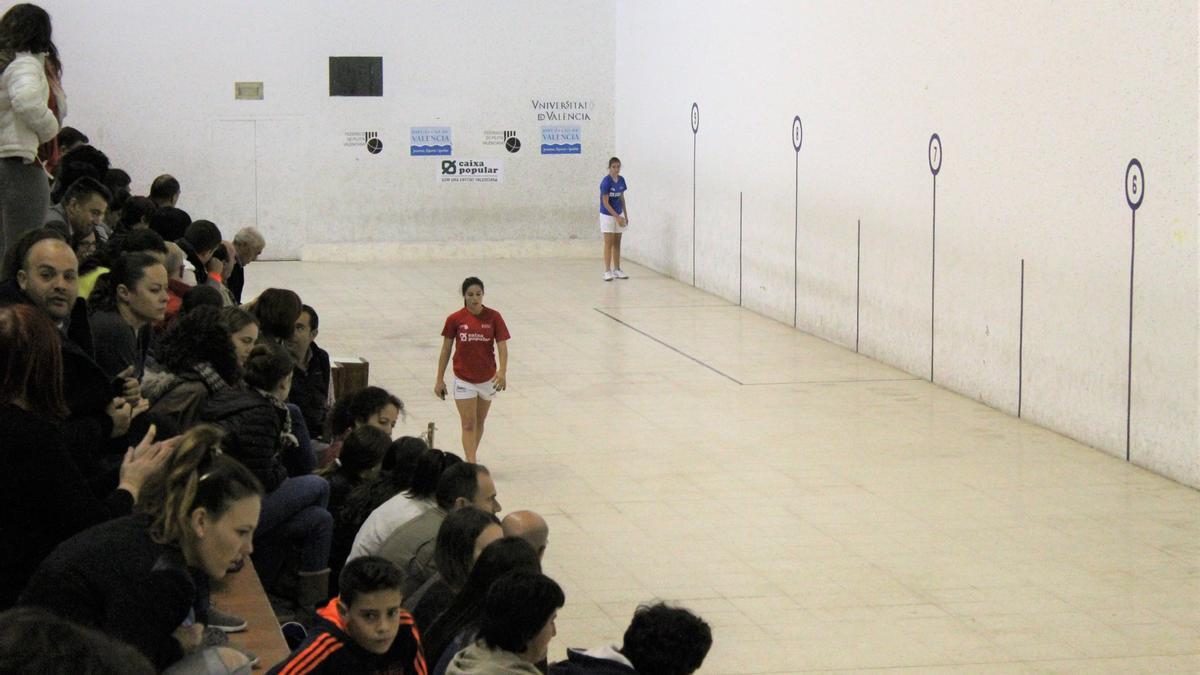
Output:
[328, 57, 383, 96]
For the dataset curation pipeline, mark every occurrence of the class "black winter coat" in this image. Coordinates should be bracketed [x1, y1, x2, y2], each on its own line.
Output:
[202, 387, 288, 492]
[19, 514, 202, 671]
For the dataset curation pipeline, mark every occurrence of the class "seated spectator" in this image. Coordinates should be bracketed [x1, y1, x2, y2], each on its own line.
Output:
[177, 219, 222, 286]
[320, 385, 405, 468]
[150, 173, 180, 209]
[143, 305, 240, 430]
[45, 176, 110, 243]
[423, 537, 539, 672]
[149, 205, 190, 243]
[87, 252, 169, 380]
[78, 226, 167, 299]
[248, 286, 301, 344]
[331, 436, 429, 594]
[0, 229, 143, 476]
[0, 304, 169, 608]
[502, 511, 550, 560]
[549, 603, 713, 675]
[56, 126, 88, 154]
[102, 168, 131, 231]
[20, 424, 261, 673]
[219, 305, 259, 368]
[227, 226, 264, 304]
[203, 246, 235, 306]
[201, 342, 333, 609]
[119, 195, 157, 231]
[442, 570, 563, 675]
[287, 303, 331, 438]
[325, 425, 392, 515]
[161, 240, 189, 323]
[72, 227, 97, 260]
[349, 447, 462, 560]
[50, 145, 109, 205]
[380, 462, 504, 598]
[0, 607, 155, 675]
[182, 283, 224, 314]
[405, 507, 504, 633]
[268, 556, 426, 675]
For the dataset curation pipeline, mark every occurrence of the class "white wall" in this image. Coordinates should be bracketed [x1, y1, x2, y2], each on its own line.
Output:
[43, 0, 614, 258]
[615, 1, 1200, 488]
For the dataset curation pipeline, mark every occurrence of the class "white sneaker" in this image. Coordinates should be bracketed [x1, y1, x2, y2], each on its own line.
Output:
[603, 270, 614, 281]
[612, 269, 629, 279]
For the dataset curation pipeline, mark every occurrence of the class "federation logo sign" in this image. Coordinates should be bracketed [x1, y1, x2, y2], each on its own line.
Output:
[484, 130, 522, 154]
[365, 132, 382, 154]
[411, 126, 452, 156]
[343, 131, 383, 155]
[504, 131, 521, 153]
[540, 125, 581, 155]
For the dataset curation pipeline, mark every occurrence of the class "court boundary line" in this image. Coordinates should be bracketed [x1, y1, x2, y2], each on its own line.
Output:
[593, 308, 922, 388]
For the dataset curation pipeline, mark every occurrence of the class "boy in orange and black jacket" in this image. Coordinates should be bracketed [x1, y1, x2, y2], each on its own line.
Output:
[269, 556, 427, 675]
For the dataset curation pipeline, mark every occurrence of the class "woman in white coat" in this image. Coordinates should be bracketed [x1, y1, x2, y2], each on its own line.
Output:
[0, 3, 62, 261]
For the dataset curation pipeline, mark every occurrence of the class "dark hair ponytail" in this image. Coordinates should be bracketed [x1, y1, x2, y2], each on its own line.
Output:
[88, 251, 163, 313]
[242, 342, 293, 392]
[138, 424, 263, 546]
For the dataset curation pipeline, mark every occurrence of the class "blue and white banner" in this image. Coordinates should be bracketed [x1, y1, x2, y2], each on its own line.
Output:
[540, 125, 581, 155]
[411, 127, 452, 156]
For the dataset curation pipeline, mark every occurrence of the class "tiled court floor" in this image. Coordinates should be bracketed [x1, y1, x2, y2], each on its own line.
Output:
[248, 258, 1200, 674]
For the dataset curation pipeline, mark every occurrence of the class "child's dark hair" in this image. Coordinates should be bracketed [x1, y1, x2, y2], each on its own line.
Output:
[339, 556, 404, 607]
[461, 276, 484, 295]
[622, 603, 713, 675]
[138, 424, 264, 546]
[608, 156, 621, 167]
[243, 342, 293, 392]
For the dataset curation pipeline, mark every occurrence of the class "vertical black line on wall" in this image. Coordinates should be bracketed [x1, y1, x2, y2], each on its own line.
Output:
[928, 133, 941, 383]
[692, 133, 697, 286]
[930, 174, 936, 382]
[793, 152, 799, 327]
[856, 219, 861, 353]
[1018, 258, 1025, 418]
[738, 191, 743, 306]
[1123, 158, 1143, 463]
[1126, 209, 1135, 461]
[791, 116, 803, 328]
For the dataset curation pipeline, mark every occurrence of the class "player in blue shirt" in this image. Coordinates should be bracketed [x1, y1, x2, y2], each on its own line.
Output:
[599, 157, 629, 281]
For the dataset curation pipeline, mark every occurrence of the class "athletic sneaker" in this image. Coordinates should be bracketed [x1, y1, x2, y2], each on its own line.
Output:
[612, 269, 629, 279]
[207, 605, 248, 633]
[603, 270, 614, 281]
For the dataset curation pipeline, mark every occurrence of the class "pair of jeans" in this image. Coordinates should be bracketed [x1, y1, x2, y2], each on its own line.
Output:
[252, 475, 332, 588]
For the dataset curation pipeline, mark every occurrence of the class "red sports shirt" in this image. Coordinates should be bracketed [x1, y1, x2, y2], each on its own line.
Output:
[441, 306, 510, 384]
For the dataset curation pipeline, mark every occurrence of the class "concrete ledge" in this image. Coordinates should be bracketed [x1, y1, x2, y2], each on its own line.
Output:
[302, 238, 597, 261]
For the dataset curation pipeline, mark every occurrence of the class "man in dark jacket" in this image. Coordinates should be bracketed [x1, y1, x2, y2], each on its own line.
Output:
[0, 229, 141, 479]
[287, 304, 332, 439]
[549, 603, 712, 675]
[268, 556, 426, 675]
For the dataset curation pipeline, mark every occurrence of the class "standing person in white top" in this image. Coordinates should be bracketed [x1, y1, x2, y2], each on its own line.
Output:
[0, 4, 62, 262]
[599, 157, 629, 281]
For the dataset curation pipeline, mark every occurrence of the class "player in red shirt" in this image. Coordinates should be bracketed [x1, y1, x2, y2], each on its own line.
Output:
[434, 277, 510, 463]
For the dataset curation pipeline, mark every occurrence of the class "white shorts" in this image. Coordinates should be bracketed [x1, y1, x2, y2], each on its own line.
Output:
[454, 376, 497, 401]
[600, 213, 627, 234]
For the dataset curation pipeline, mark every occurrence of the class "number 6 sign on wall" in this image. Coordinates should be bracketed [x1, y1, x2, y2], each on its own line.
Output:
[928, 133, 942, 382]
